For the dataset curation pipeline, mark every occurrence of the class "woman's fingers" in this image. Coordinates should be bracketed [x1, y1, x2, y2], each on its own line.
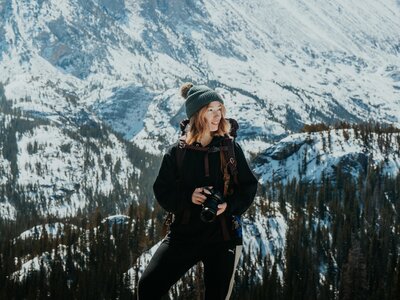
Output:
[216, 202, 227, 216]
[194, 195, 205, 204]
[203, 186, 213, 194]
[192, 186, 213, 205]
[192, 187, 206, 205]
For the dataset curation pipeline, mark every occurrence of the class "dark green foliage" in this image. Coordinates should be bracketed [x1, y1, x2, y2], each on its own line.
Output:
[340, 239, 368, 300]
[262, 164, 399, 300]
[60, 142, 72, 153]
[0, 201, 163, 300]
[302, 123, 330, 133]
[79, 123, 104, 139]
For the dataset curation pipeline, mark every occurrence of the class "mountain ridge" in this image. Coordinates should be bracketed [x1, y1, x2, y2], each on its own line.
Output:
[0, 0, 399, 156]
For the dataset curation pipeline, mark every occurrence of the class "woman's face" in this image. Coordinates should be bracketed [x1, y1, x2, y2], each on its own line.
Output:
[204, 101, 222, 132]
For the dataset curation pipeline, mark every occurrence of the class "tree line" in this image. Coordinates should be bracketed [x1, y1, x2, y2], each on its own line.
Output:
[0, 161, 398, 299]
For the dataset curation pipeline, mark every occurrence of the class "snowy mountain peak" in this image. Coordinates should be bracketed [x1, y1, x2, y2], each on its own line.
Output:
[1, 0, 399, 155]
[254, 125, 400, 184]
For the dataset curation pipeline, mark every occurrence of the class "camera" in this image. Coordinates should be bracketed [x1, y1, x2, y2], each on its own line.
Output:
[200, 187, 224, 223]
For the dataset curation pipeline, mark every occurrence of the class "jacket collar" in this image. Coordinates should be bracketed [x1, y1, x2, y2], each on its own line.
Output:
[192, 135, 224, 148]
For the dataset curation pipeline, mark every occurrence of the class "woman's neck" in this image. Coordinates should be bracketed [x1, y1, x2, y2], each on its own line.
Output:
[200, 132, 213, 147]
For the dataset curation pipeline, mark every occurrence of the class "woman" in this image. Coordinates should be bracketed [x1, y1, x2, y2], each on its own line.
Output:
[137, 83, 258, 299]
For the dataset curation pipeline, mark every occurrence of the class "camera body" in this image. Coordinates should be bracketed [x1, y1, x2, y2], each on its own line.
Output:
[200, 187, 224, 223]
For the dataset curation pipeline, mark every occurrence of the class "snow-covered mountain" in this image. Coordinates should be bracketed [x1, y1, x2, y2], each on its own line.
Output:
[254, 126, 400, 185]
[1, 0, 399, 155]
[2, 1, 400, 298]
[16, 222, 79, 240]
[0, 100, 151, 220]
[1, 0, 399, 250]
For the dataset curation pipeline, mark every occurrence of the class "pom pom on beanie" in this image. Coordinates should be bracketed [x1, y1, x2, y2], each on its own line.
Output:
[180, 82, 193, 99]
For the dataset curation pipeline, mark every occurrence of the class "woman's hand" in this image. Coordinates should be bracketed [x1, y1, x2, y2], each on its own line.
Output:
[192, 186, 212, 205]
[216, 202, 227, 215]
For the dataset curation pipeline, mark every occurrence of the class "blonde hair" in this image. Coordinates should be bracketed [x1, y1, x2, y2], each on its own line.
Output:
[185, 103, 231, 145]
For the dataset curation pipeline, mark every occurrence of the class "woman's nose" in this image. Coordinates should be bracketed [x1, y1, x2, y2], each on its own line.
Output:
[213, 110, 221, 117]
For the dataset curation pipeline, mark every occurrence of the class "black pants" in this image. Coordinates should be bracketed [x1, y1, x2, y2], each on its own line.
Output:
[137, 239, 242, 300]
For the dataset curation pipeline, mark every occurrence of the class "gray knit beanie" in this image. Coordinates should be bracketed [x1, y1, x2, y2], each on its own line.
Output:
[180, 83, 224, 119]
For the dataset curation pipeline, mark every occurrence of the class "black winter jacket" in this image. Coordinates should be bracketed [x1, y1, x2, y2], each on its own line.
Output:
[153, 135, 258, 244]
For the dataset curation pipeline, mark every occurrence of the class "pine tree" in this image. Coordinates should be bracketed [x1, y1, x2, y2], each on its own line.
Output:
[340, 239, 368, 300]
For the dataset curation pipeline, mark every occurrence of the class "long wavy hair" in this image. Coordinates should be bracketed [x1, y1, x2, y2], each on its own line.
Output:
[185, 103, 231, 145]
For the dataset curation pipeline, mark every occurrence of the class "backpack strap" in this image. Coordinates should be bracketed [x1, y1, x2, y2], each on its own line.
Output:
[176, 138, 191, 224]
[177, 136, 187, 169]
[218, 136, 239, 242]
[221, 136, 239, 186]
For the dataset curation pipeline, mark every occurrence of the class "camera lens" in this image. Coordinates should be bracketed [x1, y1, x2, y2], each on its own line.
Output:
[200, 188, 223, 223]
[200, 207, 216, 223]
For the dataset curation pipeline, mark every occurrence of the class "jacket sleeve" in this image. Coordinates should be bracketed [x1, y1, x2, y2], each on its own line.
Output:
[225, 142, 258, 216]
[153, 145, 192, 214]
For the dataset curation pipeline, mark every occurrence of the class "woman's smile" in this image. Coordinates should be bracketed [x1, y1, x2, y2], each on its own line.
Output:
[205, 101, 222, 131]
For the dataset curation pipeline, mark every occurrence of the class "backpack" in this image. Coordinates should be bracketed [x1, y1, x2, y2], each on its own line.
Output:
[163, 118, 243, 244]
